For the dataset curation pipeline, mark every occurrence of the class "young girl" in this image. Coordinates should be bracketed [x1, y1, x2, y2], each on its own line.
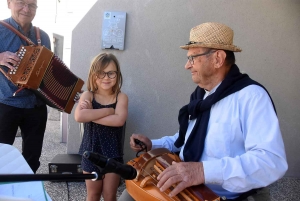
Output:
[75, 53, 128, 201]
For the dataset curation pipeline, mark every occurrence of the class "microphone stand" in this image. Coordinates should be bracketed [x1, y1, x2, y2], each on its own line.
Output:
[0, 172, 99, 183]
[0, 151, 137, 183]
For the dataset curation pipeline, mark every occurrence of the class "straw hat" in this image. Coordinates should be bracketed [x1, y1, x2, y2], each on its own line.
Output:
[180, 22, 242, 52]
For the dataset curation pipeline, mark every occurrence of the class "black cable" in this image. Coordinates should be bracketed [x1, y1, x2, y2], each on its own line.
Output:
[66, 181, 70, 201]
[134, 139, 147, 157]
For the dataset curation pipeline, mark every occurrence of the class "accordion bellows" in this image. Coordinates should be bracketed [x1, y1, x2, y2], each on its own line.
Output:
[8, 45, 84, 114]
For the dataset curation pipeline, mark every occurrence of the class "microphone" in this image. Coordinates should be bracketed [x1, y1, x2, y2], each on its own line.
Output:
[83, 151, 137, 180]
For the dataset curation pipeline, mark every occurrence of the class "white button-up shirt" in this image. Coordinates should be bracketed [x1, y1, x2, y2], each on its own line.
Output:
[152, 84, 288, 199]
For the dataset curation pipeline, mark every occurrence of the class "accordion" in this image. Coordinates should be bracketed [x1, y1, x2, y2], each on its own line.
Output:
[6, 45, 84, 114]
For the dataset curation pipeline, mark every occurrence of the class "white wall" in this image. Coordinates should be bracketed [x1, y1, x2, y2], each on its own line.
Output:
[0, 2, 10, 19]
[53, 0, 97, 66]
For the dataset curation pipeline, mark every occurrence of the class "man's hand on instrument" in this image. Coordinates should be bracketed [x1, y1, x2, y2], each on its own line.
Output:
[130, 134, 152, 152]
[0, 51, 20, 70]
[157, 161, 205, 198]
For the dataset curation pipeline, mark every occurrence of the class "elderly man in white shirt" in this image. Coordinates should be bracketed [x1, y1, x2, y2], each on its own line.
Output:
[119, 22, 288, 201]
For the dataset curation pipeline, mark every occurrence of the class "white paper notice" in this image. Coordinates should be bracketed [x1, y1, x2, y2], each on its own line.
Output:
[0, 181, 49, 201]
[0, 144, 52, 201]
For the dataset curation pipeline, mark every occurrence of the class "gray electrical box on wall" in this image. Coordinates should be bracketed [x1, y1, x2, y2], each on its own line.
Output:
[101, 11, 126, 50]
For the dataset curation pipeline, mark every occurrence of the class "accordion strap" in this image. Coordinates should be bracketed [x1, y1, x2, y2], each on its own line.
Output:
[0, 20, 36, 46]
[35, 26, 41, 46]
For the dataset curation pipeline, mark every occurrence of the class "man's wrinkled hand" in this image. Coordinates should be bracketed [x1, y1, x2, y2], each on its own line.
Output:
[157, 161, 205, 198]
[130, 133, 152, 152]
[0, 51, 20, 70]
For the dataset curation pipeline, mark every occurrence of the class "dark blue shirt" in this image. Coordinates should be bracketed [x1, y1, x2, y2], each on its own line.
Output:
[0, 17, 51, 108]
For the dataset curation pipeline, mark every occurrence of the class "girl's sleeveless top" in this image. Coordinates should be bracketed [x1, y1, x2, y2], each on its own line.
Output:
[78, 94, 124, 161]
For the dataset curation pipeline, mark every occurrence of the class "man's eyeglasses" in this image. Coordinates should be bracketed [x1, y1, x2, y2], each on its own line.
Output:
[97, 71, 117, 79]
[187, 50, 216, 65]
[14, 0, 38, 11]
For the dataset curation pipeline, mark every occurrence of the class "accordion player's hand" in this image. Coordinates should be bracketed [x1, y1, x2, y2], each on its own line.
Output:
[74, 90, 84, 103]
[0, 51, 20, 71]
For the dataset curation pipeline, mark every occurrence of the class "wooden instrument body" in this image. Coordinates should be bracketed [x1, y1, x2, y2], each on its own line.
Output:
[126, 148, 220, 201]
[7, 45, 84, 113]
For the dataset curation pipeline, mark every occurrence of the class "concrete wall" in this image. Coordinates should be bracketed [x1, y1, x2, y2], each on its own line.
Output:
[68, 0, 300, 178]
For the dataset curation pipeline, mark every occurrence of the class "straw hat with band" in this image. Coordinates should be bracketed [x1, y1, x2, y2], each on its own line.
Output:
[180, 22, 242, 52]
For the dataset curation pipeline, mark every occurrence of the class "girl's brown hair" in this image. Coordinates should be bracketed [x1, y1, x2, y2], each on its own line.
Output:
[87, 53, 123, 95]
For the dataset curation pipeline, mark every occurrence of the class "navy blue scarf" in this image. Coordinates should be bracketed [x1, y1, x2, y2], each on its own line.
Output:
[174, 64, 276, 162]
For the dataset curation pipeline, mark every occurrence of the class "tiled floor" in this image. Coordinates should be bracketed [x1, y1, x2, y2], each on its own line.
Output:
[12, 109, 300, 201]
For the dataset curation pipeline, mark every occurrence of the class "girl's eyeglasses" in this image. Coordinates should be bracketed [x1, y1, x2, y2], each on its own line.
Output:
[97, 71, 117, 79]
